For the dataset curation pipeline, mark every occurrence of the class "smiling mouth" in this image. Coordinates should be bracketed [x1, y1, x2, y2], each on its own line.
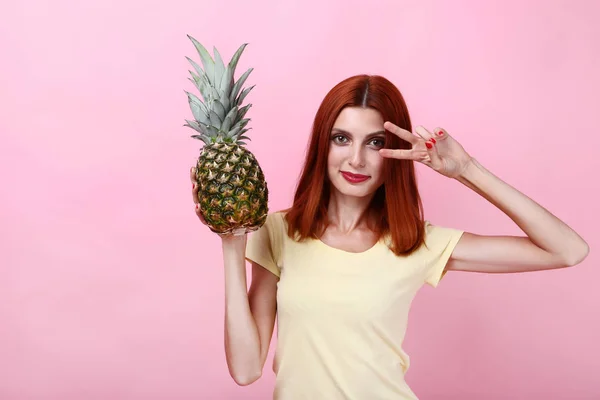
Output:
[340, 171, 370, 183]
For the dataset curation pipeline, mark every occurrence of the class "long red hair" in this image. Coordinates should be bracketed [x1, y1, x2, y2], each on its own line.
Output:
[283, 74, 425, 256]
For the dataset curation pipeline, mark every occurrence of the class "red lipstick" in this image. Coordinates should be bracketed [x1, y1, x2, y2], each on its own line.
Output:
[341, 171, 370, 183]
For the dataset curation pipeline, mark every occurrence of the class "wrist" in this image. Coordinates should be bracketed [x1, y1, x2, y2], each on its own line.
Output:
[221, 233, 247, 251]
[456, 157, 482, 182]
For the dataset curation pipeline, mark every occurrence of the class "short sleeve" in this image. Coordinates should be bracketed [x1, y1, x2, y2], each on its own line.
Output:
[245, 212, 285, 277]
[423, 221, 464, 288]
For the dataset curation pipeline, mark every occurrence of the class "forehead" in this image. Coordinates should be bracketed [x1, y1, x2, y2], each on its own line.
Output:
[332, 107, 384, 134]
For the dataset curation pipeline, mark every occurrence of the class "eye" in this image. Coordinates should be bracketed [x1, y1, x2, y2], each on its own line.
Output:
[368, 138, 385, 148]
[332, 134, 349, 144]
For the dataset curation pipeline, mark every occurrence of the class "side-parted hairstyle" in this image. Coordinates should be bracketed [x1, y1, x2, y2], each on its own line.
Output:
[284, 74, 425, 256]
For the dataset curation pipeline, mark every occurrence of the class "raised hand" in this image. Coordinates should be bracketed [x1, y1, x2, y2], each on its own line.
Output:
[379, 122, 474, 179]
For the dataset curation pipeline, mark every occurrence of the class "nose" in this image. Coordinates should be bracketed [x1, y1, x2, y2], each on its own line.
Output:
[348, 144, 366, 169]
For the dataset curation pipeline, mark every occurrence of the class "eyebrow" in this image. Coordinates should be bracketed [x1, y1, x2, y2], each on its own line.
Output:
[331, 128, 386, 138]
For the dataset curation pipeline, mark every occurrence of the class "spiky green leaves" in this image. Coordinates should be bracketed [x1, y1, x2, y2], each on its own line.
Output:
[184, 35, 255, 146]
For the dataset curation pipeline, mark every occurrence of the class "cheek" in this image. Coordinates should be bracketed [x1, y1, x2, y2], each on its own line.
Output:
[368, 153, 384, 174]
[327, 147, 345, 167]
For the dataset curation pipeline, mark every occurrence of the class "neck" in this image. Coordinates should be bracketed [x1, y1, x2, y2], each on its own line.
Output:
[326, 189, 375, 234]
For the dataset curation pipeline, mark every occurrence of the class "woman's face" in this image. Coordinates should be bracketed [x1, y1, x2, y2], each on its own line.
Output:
[327, 107, 387, 199]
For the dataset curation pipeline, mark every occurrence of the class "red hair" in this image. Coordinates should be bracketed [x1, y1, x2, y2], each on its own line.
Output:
[283, 74, 425, 256]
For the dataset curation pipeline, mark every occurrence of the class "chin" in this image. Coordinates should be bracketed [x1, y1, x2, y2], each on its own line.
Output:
[332, 178, 379, 198]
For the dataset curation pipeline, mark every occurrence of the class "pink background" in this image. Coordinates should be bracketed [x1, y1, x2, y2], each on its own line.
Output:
[1, 0, 599, 399]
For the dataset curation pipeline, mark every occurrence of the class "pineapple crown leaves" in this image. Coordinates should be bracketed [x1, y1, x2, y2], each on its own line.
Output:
[183, 35, 255, 146]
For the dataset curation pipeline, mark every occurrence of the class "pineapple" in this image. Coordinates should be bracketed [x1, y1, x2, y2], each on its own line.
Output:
[184, 35, 268, 235]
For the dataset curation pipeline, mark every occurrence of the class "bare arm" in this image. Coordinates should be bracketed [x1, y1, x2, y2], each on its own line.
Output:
[379, 123, 590, 273]
[222, 235, 277, 385]
[191, 167, 277, 386]
[448, 158, 589, 273]
[248, 261, 278, 372]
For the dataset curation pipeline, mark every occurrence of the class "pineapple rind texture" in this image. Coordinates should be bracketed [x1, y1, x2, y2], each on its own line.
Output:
[196, 144, 268, 235]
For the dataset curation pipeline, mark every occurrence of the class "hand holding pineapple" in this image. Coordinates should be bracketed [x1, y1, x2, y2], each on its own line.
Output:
[184, 35, 269, 237]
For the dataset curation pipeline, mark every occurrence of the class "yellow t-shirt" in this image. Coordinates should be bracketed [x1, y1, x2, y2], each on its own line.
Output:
[245, 211, 464, 400]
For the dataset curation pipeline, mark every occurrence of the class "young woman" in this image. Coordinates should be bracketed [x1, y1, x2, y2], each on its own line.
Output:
[191, 75, 589, 399]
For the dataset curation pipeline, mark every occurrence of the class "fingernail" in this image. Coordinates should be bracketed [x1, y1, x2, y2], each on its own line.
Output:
[195, 204, 199, 210]
[437, 130, 444, 136]
[426, 142, 433, 149]
[430, 138, 436, 144]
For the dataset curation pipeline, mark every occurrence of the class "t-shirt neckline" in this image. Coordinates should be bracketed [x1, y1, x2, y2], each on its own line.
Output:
[314, 237, 382, 255]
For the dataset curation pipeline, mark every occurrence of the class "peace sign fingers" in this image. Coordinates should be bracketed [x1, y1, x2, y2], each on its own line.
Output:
[383, 121, 420, 146]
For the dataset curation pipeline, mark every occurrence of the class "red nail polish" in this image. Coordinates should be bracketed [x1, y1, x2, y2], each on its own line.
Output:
[430, 138, 436, 144]
[426, 142, 433, 149]
[437, 130, 444, 136]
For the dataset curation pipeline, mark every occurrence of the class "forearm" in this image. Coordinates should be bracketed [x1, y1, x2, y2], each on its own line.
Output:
[456, 158, 589, 265]
[222, 236, 262, 384]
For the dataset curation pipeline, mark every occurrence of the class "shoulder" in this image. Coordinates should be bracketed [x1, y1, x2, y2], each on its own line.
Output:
[424, 219, 462, 235]
[246, 211, 289, 277]
[264, 210, 288, 230]
[423, 220, 464, 250]
[256, 210, 290, 242]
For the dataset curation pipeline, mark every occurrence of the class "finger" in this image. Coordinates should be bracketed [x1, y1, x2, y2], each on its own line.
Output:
[192, 181, 200, 204]
[432, 127, 449, 141]
[383, 121, 419, 145]
[379, 148, 428, 161]
[414, 126, 434, 142]
[190, 166, 197, 183]
[425, 140, 443, 168]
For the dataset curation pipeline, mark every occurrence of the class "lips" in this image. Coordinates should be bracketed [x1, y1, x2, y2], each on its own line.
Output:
[341, 171, 370, 183]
